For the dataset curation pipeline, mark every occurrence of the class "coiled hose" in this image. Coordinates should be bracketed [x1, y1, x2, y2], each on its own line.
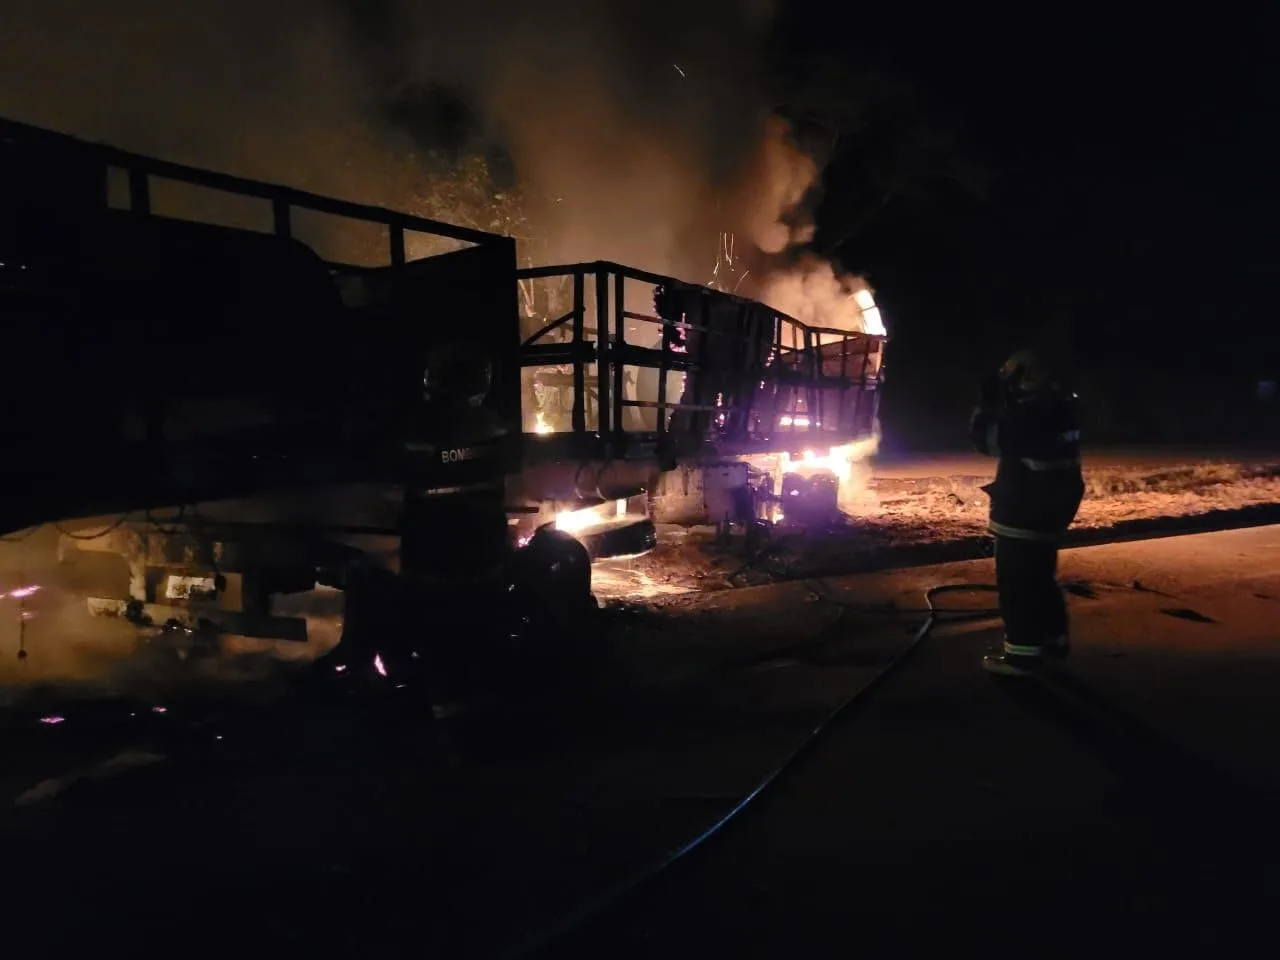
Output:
[503, 581, 1002, 959]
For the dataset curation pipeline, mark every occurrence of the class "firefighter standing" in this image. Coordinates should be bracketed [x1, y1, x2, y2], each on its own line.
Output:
[970, 349, 1085, 676]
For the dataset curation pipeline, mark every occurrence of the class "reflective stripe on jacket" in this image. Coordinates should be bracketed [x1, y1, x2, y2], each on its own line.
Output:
[970, 394, 1084, 539]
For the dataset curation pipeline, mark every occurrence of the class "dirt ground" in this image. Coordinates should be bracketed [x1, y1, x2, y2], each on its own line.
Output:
[592, 454, 1280, 600]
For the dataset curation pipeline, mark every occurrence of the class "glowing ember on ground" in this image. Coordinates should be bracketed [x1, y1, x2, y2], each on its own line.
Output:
[151, 706, 167, 714]
[39, 715, 65, 725]
[334, 663, 348, 673]
[589, 561, 697, 600]
[373, 653, 388, 678]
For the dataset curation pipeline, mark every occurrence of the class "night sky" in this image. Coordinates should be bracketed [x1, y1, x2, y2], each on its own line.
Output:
[779, 5, 1279, 448]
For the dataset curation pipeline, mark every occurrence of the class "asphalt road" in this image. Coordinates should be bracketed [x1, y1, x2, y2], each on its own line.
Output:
[544, 525, 1280, 957]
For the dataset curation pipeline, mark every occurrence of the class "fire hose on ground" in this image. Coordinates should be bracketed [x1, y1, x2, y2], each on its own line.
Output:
[502, 580, 1002, 959]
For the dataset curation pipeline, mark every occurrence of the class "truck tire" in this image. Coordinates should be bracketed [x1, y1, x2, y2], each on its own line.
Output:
[508, 527, 594, 626]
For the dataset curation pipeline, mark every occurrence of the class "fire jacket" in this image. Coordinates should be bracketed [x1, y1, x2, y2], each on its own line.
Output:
[969, 392, 1084, 540]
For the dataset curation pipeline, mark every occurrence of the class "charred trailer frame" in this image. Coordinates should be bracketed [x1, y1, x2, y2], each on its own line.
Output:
[517, 261, 883, 459]
[512, 262, 885, 533]
[1, 116, 530, 654]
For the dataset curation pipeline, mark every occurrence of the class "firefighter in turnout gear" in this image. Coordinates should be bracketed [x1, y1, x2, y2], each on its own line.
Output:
[970, 349, 1085, 676]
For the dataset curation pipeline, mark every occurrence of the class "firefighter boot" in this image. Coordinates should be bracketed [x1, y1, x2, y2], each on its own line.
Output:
[982, 639, 1044, 677]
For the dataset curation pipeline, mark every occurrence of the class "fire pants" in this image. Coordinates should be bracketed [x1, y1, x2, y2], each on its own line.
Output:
[994, 534, 1068, 652]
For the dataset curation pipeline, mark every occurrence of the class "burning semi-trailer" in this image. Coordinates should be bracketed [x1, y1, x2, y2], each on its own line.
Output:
[513, 259, 886, 546]
[0, 116, 884, 703]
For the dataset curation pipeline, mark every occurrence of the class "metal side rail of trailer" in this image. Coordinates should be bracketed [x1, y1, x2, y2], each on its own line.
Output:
[1, 115, 522, 538]
[516, 260, 885, 468]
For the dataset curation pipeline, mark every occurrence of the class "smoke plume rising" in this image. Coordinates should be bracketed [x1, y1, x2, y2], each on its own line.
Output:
[0, 0, 879, 331]
[755, 253, 876, 330]
[739, 115, 820, 255]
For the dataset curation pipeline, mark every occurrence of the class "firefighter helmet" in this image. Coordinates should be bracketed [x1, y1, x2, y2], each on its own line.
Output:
[999, 349, 1059, 396]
